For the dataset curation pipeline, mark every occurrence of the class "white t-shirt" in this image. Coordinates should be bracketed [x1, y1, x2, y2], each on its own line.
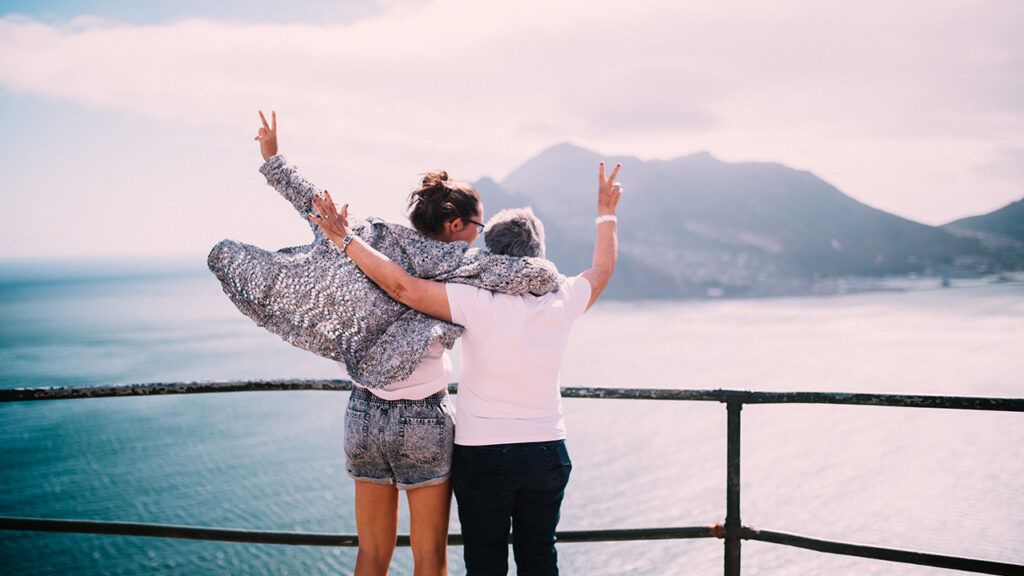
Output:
[446, 275, 592, 446]
[345, 339, 452, 401]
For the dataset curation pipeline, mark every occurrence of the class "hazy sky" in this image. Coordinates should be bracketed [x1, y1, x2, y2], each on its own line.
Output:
[1, 0, 1022, 259]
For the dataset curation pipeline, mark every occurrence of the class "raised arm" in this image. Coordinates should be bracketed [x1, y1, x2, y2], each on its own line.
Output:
[309, 191, 453, 323]
[580, 162, 622, 311]
[253, 110, 330, 228]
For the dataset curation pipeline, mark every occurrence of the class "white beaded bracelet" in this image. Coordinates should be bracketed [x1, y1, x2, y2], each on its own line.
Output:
[595, 215, 618, 225]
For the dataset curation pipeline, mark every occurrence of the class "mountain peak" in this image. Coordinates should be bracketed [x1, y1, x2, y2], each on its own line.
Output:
[530, 142, 604, 165]
[484, 144, 1008, 297]
[539, 142, 592, 155]
[684, 150, 716, 161]
[501, 143, 602, 194]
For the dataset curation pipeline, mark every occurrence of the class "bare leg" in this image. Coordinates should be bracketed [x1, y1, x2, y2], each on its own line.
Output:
[407, 480, 453, 576]
[354, 480, 400, 576]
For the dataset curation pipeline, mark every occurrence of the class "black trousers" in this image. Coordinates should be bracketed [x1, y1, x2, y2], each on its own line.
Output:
[453, 440, 572, 576]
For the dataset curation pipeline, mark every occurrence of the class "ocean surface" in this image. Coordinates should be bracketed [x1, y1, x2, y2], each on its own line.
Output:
[1, 261, 1022, 575]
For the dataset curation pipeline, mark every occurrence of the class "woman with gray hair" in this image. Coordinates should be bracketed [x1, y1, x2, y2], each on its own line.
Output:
[311, 162, 623, 575]
[481, 206, 547, 259]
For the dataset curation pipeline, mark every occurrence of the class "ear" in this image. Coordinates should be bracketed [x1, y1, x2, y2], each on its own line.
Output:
[447, 218, 465, 233]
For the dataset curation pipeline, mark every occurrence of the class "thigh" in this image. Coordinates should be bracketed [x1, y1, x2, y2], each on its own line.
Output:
[406, 480, 453, 569]
[407, 479, 453, 537]
[512, 441, 572, 575]
[354, 480, 400, 551]
[453, 444, 518, 576]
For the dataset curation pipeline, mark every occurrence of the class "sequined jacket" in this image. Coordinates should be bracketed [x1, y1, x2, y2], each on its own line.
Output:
[208, 155, 562, 388]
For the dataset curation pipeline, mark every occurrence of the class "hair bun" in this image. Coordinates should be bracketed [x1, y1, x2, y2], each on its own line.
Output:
[407, 169, 479, 237]
[422, 170, 449, 189]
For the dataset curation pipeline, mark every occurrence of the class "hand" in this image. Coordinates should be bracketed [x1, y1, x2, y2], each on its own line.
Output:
[309, 190, 351, 246]
[598, 161, 622, 216]
[255, 110, 278, 161]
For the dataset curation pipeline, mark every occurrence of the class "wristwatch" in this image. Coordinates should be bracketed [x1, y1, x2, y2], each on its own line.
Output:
[341, 234, 354, 251]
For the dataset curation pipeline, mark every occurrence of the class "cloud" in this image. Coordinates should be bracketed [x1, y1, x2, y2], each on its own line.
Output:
[0, 0, 1022, 238]
[3, 2, 1016, 137]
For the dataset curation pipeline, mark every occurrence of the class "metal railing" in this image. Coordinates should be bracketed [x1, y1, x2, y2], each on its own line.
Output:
[2, 381, 1022, 575]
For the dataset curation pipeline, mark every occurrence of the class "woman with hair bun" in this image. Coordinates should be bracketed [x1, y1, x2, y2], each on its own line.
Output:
[407, 170, 485, 241]
[209, 111, 560, 576]
[407, 169, 485, 245]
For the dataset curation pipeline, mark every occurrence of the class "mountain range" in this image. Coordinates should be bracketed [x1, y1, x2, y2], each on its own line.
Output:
[474, 143, 1022, 298]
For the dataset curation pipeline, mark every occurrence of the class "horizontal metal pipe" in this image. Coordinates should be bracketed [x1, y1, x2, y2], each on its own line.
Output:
[557, 526, 716, 542]
[0, 380, 357, 402]
[562, 388, 1024, 411]
[0, 516, 359, 547]
[744, 528, 1023, 576]
[558, 387, 727, 402]
[726, 391, 1024, 411]
[0, 517, 714, 547]
[3, 382, 1022, 412]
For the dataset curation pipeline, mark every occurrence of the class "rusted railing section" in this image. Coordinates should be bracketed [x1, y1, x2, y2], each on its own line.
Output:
[3, 381, 1020, 412]
[2, 381, 1022, 576]
[0, 516, 714, 547]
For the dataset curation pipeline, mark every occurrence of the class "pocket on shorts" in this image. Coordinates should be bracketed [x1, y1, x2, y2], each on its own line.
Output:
[344, 408, 370, 460]
[399, 416, 446, 466]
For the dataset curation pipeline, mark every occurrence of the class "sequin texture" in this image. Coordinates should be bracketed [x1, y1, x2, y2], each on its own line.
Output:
[208, 155, 562, 388]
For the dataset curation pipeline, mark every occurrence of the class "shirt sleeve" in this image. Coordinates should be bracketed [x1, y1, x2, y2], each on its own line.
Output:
[563, 275, 593, 320]
[446, 282, 486, 329]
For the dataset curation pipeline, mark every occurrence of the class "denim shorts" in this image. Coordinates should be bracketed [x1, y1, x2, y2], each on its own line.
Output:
[344, 387, 455, 490]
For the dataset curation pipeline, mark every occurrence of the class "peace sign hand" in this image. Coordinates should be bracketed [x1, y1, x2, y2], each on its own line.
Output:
[255, 110, 278, 161]
[598, 161, 622, 216]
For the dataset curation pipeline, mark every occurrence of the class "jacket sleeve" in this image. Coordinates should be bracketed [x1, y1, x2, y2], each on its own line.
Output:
[442, 249, 564, 296]
[259, 155, 324, 234]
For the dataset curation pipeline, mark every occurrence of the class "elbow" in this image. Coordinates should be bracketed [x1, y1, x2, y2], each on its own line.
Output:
[385, 279, 415, 307]
[582, 266, 614, 298]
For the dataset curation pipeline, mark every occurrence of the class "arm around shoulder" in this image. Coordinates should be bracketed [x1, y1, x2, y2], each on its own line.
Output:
[309, 192, 453, 323]
[382, 269, 453, 323]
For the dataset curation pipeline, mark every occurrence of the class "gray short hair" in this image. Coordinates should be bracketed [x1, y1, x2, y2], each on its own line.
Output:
[484, 207, 546, 258]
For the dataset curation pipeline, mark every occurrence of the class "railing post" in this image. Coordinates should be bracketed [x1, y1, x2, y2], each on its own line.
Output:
[725, 399, 743, 576]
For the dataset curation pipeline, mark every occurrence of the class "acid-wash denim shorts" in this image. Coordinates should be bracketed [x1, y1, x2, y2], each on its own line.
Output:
[344, 386, 455, 490]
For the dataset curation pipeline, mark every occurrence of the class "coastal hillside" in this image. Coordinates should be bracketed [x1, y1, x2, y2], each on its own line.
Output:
[941, 198, 1024, 272]
[943, 198, 1024, 241]
[476, 144, 1008, 298]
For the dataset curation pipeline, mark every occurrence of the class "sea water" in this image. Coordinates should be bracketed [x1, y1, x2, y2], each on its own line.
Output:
[1, 261, 1021, 575]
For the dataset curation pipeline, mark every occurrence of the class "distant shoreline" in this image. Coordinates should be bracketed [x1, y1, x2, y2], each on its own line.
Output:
[0, 256, 208, 285]
[2, 257, 1020, 303]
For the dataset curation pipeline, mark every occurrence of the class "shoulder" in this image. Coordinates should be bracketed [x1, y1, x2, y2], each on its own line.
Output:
[558, 275, 592, 317]
[445, 282, 492, 326]
[564, 274, 592, 294]
[446, 282, 491, 305]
